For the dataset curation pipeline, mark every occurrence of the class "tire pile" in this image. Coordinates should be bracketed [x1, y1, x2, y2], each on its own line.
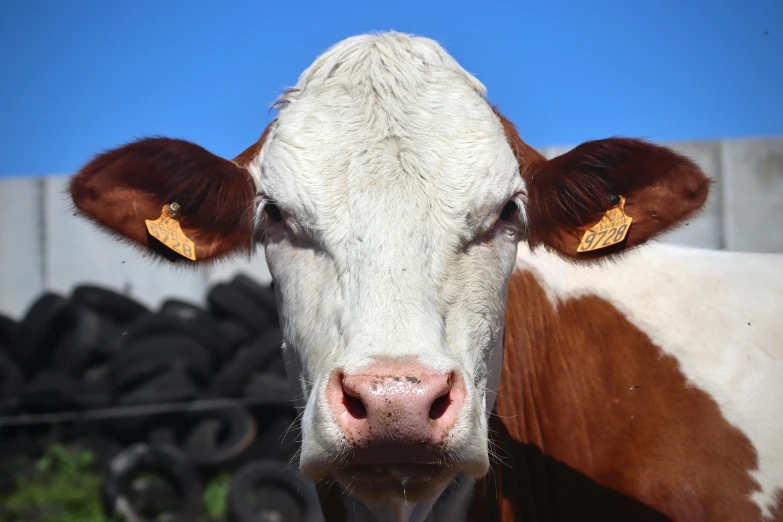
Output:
[0, 273, 323, 522]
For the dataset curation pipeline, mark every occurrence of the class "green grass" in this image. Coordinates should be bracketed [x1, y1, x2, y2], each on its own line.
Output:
[203, 473, 231, 519]
[0, 443, 232, 522]
[0, 443, 108, 522]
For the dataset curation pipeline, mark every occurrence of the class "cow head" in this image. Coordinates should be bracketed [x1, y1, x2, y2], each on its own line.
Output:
[70, 32, 708, 519]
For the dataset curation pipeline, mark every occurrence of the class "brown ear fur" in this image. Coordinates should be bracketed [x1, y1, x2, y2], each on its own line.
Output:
[233, 123, 273, 168]
[494, 108, 711, 259]
[70, 137, 257, 263]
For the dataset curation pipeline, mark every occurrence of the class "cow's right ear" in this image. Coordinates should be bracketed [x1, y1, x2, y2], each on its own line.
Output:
[69, 137, 258, 264]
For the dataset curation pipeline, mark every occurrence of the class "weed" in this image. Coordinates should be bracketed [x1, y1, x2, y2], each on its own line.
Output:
[0, 443, 110, 522]
[0, 443, 234, 522]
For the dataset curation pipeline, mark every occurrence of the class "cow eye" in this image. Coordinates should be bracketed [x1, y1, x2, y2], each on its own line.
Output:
[499, 200, 519, 221]
[263, 203, 283, 223]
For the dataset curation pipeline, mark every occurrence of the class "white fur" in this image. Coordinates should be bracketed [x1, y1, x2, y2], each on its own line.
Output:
[514, 241, 783, 519]
[246, 32, 523, 521]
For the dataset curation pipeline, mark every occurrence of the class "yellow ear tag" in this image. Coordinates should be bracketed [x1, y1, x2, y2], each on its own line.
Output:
[576, 195, 633, 253]
[144, 204, 197, 261]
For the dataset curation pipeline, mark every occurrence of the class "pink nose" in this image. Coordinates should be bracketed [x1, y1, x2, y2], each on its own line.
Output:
[326, 361, 466, 449]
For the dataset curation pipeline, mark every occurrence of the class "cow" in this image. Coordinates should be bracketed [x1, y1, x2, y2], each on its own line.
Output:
[68, 32, 783, 521]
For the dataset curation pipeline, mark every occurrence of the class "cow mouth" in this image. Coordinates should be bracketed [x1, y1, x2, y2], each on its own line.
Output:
[332, 463, 457, 502]
[313, 442, 488, 502]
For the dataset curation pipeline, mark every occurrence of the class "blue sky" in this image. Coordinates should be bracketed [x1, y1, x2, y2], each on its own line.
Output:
[0, 0, 780, 178]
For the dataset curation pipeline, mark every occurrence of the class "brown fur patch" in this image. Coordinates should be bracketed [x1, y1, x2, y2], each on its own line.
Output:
[233, 121, 274, 168]
[70, 138, 257, 263]
[493, 109, 711, 260]
[469, 270, 782, 521]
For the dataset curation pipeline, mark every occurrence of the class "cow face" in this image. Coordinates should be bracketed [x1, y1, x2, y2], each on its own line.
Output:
[69, 32, 708, 517]
[251, 35, 525, 503]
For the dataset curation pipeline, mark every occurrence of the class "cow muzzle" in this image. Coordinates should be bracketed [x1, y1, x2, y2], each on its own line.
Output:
[323, 360, 468, 501]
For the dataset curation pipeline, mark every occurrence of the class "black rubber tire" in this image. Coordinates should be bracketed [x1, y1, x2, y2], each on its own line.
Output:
[212, 329, 283, 397]
[180, 401, 257, 468]
[71, 377, 113, 410]
[122, 311, 223, 366]
[82, 363, 110, 383]
[125, 305, 228, 367]
[71, 284, 149, 325]
[265, 353, 288, 377]
[231, 273, 280, 323]
[0, 353, 23, 414]
[20, 369, 78, 412]
[243, 411, 301, 462]
[207, 282, 273, 335]
[129, 475, 181, 517]
[11, 293, 78, 374]
[116, 369, 198, 407]
[227, 460, 322, 522]
[21, 369, 111, 412]
[147, 425, 178, 447]
[159, 298, 205, 321]
[72, 435, 122, 470]
[244, 373, 297, 404]
[49, 307, 110, 377]
[102, 443, 203, 522]
[0, 314, 16, 350]
[109, 334, 212, 393]
[215, 319, 254, 365]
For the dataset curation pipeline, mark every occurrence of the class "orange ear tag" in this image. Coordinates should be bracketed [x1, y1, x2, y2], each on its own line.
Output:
[576, 195, 633, 253]
[144, 204, 197, 261]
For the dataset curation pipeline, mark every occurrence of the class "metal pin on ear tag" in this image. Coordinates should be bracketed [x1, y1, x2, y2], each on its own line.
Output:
[167, 202, 181, 220]
[607, 194, 621, 206]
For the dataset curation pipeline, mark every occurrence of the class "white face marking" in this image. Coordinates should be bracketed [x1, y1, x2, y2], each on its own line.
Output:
[515, 241, 783, 518]
[244, 32, 525, 517]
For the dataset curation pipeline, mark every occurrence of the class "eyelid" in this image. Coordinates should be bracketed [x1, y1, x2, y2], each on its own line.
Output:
[509, 192, 528, 217]
[256, 193, 286, 226]
[257, 196, 315, 242]
[490, 193, 525, 232]
[499, 193, 524, 214]
[499, 200, 519, 220]
[264, 202, 284, 223]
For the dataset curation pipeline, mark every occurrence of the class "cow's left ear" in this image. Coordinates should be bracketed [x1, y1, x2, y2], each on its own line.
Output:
[524, 137, 711, 260]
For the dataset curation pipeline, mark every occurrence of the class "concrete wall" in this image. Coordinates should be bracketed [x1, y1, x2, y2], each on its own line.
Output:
[1, 137, 781, 319]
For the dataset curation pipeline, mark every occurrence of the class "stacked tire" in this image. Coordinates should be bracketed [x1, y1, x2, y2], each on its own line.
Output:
[0, 273, 321, 521]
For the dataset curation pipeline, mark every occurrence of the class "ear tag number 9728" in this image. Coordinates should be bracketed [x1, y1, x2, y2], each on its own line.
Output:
[144, 204, 197, 261]
[577, 195, 633, 253]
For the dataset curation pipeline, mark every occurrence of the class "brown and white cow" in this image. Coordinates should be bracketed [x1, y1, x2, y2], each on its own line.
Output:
[69, 32, 783, 521]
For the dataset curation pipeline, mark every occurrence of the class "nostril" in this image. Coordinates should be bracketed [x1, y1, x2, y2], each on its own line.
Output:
[429, 390, 452, 420]
[429, 372, 457, 420]
[342, 385, 368, 420]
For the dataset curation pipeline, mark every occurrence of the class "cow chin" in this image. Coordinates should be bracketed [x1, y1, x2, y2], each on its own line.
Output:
[343, 441, 488, 498]
[302, 442, 489, 506]
[333, 463, 458, 503]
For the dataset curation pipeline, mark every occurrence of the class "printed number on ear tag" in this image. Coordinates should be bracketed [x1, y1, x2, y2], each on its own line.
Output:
[145, 205, 197, 261]
[577, 196, 633, 253]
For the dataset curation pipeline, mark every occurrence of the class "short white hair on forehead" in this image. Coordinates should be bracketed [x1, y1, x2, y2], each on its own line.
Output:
[272, 31, 488, 110]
